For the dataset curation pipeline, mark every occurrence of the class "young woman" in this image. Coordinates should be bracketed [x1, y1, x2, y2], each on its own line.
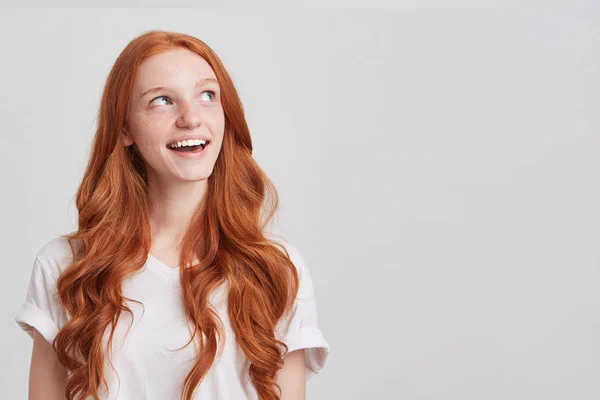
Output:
[15, 30, 330, 400]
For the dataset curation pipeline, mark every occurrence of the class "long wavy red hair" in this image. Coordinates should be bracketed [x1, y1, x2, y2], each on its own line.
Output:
[52, 30, 300, 400]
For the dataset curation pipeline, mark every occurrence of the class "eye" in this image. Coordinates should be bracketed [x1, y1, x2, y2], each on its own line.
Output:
[200, 90, 217, 102]
[150, 95, 172, 106]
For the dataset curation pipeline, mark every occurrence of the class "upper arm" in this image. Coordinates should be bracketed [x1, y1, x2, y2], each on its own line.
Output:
[274, 241, 330, 380]
[30, 328, 68, 400]
[14, 245, 72, 399]
[276, 349, 307, 400]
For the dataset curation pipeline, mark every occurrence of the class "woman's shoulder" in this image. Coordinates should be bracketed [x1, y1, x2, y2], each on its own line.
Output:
[265, 233, 303, 263]
[33, 230, 79, 278]
[264, 233, 312, 284]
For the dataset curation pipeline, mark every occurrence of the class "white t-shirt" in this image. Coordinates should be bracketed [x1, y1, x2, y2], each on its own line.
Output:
[15, 234, 330, 399]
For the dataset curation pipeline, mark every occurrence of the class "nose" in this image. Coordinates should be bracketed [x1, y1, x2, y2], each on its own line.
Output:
[175, 102, 202, 130]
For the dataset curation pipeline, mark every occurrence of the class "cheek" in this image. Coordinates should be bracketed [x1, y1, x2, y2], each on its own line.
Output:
[129, 120, 167, 156]
[208, 111, 226, 139]
[131, 113, 166, 140]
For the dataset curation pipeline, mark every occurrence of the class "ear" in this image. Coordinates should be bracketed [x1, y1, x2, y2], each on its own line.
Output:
[122, 128, 134, 146]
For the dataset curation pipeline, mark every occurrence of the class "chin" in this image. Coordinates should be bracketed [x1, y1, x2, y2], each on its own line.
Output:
[176, 175, 209, 182]
[176, 170, 213, 182]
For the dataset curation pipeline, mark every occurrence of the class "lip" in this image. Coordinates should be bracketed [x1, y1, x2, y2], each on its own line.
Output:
[167, 142, 210, 159]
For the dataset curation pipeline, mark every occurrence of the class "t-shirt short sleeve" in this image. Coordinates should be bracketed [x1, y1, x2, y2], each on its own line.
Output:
[274, 240, 330, 380]
[15, 238, 72, 345]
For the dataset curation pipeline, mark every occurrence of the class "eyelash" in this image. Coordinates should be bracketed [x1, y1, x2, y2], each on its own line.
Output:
[150, 90, 217, 106]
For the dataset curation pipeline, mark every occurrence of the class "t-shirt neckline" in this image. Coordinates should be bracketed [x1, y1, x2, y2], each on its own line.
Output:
[146, 253, 181, 278]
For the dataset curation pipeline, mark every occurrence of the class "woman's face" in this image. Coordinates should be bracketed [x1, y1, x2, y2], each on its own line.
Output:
[123, 48, 225, 183]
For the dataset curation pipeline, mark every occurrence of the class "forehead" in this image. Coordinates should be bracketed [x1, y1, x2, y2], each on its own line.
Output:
[133, 48, 217, 90]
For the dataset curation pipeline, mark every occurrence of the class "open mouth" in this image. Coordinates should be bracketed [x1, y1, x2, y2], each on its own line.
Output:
[167, 140, 210, 153]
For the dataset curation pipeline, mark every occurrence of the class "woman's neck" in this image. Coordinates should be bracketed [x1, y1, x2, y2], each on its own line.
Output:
[147, 175, 208, 247]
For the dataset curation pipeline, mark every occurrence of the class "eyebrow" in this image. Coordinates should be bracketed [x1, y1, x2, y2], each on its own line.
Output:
[139, 78, 219, 98]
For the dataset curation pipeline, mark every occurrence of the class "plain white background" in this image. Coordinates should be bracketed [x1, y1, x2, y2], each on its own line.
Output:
[1, 6, 599, 400]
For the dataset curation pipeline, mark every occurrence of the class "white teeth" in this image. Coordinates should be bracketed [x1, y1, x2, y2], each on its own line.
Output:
[168, 139, 207, 148]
